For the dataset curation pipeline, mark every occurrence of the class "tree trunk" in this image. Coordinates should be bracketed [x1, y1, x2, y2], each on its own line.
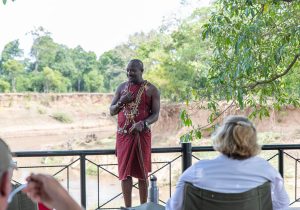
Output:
[77, 78, 81, 92]
[12, 77, 16, 92]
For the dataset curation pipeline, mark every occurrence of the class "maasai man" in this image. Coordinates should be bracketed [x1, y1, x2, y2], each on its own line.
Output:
[110, 59, 160, 207]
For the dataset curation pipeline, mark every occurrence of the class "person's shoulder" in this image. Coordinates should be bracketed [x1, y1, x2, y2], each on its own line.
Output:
[250, 156, 269, 163]
[250, 156, 283, 178]
[248, 156, 277, 170]
[145, 81, 160, 94]
[116, 82, 128, 91]
[193, 159, 212, 168]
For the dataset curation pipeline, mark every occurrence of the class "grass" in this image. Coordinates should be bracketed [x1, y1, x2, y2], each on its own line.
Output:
[51, 112, 73, 123]
[86, 164, 98, 176]
[37, 107, 47, 114]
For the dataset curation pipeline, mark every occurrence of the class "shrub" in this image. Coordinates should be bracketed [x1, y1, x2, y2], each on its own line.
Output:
[51, 112, 73, 123]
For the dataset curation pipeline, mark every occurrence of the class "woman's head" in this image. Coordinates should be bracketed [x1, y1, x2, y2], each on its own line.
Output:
[212, 115, 260, 160]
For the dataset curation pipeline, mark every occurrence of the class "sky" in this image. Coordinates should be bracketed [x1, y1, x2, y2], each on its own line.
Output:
[0, 0, 210, 57]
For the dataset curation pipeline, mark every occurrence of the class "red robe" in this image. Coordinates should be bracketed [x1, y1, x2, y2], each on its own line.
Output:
[116, 81, 151, 180]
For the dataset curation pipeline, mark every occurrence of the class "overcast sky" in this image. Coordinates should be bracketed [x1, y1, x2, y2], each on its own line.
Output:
[0, 0, 210, 57]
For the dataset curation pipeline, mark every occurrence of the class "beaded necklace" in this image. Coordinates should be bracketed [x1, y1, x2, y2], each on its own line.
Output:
[118, 80, 148, 134]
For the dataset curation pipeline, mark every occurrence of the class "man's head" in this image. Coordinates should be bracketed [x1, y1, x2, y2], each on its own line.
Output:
[0, 138, 14, 210]
[126, 59, 144, 83]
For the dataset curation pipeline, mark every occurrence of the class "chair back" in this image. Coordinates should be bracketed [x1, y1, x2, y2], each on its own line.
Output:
[7, 184, 38, 210]
[183, 182, 273, 210]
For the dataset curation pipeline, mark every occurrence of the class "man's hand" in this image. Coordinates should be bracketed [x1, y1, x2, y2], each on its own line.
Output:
[23, 173, 82, 210]
[119, 92, 134, 105]
[129, 121, 144, 133]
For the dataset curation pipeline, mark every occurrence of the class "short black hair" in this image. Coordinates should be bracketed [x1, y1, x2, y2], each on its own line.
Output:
[129, 59, 144, 72]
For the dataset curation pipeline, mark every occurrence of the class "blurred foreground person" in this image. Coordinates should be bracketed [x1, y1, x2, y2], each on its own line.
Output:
[0, 138, 15, 210]
[166, 116, 289, 210]
[0, 138, 82, 210]
[24, 173, 82, 210]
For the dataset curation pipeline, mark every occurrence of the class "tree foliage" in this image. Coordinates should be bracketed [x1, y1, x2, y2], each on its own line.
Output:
[2, 59, 24, 92]
[0, 1, 299, 130]
[179, 0, 300, 141]
[200, 0, 300, 118]
[1, 40, 23, 63]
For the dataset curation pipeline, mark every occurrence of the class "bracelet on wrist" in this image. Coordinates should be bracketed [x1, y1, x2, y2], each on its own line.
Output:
[117, 101, 123, 108]
[144, 120, 149, 129]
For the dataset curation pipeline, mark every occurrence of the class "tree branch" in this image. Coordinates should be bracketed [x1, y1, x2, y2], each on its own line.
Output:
[247, 53, 300, 90]
[199, 100, 235, 130]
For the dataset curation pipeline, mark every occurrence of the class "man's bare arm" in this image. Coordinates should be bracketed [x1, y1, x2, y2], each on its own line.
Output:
[144, 85, 160, 125]
[110, 86, 122, 116]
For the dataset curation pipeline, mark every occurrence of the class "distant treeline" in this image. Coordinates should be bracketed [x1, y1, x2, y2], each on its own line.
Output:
[0, 6, 212, 101]
[1, 0, 299, 108]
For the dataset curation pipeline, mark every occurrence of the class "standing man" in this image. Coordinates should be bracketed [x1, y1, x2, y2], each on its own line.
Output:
[110, 59, 160, 207]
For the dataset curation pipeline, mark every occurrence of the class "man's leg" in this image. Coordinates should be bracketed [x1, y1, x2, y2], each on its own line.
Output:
[138, 178, 148, 204]
[121, 176, 133, 207]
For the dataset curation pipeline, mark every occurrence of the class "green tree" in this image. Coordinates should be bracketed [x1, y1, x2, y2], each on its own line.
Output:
[52, 45, 77, 78]
[71, 46, 97, 91]
[2, 59, 24, 92]
[15, 74, 33, 92]
[30, 35, 58, 72]
[0, 40, 23, 73]
[200, 0, 300, 119]
[83, 69, 104, 92]
[179, 0, 300, 142]
[41, 67, 70, 92]
[1, 40, 23, 62]
[134, 9, 211, 100]
[0, 78, 10, 92]
[98, 50, 126, 92]
[29, 27, 58, 72]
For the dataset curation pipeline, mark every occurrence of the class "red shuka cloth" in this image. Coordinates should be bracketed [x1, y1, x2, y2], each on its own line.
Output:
[116, 82, 151, 180]
[38, 203, 52, 210]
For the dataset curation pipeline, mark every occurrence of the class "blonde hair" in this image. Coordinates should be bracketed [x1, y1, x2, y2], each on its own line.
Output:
[212, 116, 260, 160]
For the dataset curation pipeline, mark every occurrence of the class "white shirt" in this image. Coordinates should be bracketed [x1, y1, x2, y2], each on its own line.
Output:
[166, 154, 289, 210]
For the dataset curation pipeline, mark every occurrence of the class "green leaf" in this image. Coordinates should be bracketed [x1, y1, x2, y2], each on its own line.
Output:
[235, 36, 243, 55]
[194, 130, 202, 139]
[180, 110, 186, 122]
[237, 89, 244, 109]
[275, 45, 284, 65]
[208, 101, 217, 112]
[208, 113, 214, 123]
[246, 0, 253, 6]
[3, 0, 7, 4]
[187, 118, 193, 127]
[180, 132, 192, 143]
[245, 8, 250, 17]
[263, 4, 269, 13]
[180, 109, 193, 127]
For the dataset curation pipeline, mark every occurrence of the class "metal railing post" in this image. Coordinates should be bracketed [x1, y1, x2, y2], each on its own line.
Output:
[80, 154, 86, 208]
[278, 149, 284, 178]
[182, 142, 192, 172]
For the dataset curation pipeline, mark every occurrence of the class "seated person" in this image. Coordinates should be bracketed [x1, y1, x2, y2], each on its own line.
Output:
[166, 116, 289, 210]
[0, 138, 82, 210]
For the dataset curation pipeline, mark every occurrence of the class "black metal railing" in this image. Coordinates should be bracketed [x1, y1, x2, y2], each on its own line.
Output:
[12, 144, 300, 209]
